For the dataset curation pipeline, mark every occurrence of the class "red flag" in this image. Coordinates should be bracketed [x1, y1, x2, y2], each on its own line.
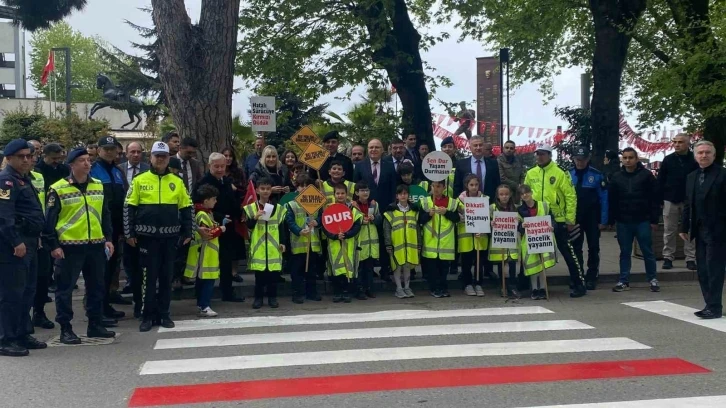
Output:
[40, 51, 54, 85]
[235, 180, 258, 239]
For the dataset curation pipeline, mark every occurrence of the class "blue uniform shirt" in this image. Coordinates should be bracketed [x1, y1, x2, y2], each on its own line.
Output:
[0, 165, 45, 248]
[570, 166, 608, 225]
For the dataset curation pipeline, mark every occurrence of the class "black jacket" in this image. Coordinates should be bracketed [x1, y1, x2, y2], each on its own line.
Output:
[249, 162, 288, 204]
[193, 172, 241, 240]
[318, 153, 354, 182]
[608, 163, 660, 225]
[657, 151, 698, 204]
[681, 164, 726, 242]
[35, 160, 70, 191]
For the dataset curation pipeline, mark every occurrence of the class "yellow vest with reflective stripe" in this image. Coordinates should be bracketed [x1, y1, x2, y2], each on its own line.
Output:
[456, 194, 489, 253]
[287, 201, 321, 255]
[244, 202, 285, 271]
[420, 196, 458, 260]
[327, 206, 362, 277]
[30, 171, 45, 212]
[358, 201, 379, 260]
[184, 211, 220, 280]
[418, 180, 430, 192]
[51, 178, 105, 245]
[444, 167, 456, 197]
[521, 201, 556, 275]
[384, 207, 420, 266]
[488, 203, 519, 261]
[322, 180, 354, 207]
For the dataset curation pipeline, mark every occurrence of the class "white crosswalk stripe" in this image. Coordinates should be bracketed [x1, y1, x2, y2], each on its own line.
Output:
[623, 300, 726, 332]
[514, 395, 726, 407]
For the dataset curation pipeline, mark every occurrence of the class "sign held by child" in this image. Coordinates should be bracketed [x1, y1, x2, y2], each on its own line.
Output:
[523, 216, 555, 254]
[421, 151, 452, 182]
[463, 196, 491, 233]
[491, 212, 519, 249]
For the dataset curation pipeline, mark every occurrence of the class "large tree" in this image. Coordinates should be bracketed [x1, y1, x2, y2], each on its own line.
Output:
[0, 0, 86, 31]
[237, 0, 450, 150]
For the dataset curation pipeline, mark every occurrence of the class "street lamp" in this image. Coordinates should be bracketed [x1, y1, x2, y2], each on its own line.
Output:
[499, 48, 510, 145]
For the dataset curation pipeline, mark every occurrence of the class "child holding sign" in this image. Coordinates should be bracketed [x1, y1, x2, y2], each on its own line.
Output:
[284, 174, 322, 304]
[321, 160, 354, 207]
[243, 177, 288, 309]
[490, 184, 521, 299]
[457, 174, 490, 297]
[320, 183, 362, 303]
[352, 181, 381, 299]
[517, 184, 556, 300]
[383, 185, 422, 299]
[420, 179, 460, 298]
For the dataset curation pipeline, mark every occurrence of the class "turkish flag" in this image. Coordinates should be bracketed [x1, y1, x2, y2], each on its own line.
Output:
[40, 51, 54, 85]
[236, 180, 258, 239]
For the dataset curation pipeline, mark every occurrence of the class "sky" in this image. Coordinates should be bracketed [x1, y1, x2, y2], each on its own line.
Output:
[22, 0, 678, 157]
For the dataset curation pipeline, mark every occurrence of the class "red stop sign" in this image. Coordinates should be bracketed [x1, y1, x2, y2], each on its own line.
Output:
[322, 203, 354, 234]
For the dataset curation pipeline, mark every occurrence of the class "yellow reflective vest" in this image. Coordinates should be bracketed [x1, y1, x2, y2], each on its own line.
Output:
[521, 201, 556, 275]
[420, 196, 458, 260]
[30, 171, 45, 212]
[357, 200, 380, 261]
[185, 210, 220, 280]
[488, 203, 519, 261]
[286, 201, 321, 255]
[50, 177, 105, 245]
[326, 205, 362, 277]
[383, 206, 420, 266]
[524, 160, 577, 224]
[244, 202, 285, 272]
[456, 193, 489, 253]
[322, 179, 354, 207]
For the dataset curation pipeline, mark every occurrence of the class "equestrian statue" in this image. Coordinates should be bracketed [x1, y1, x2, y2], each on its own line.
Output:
[89, 73, 154, 130]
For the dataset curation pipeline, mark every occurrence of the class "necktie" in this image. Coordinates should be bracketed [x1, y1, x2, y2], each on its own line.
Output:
[394, 160, 398, 171]
[372, 162, 379, 185]
[131, 165, 137, 179]
[182, 160, 190, 191]
[476, 159, 483, 192]
[699, 170, 705, 186]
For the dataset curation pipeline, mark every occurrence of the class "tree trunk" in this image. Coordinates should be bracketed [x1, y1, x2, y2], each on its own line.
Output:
[360, 0, 434, 150]
[588, 0, 646, 168]
[151, 0, 240, 158]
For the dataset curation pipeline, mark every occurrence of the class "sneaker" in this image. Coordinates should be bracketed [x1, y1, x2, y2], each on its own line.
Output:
[464, 285, 476, 296]
[441, 290, 451, 298]
[403, 288, 415, 298]
[292, 295, 305, 304]
[332, 294, 343, 303]
[650, 279, 661, 292]
[474, 285, 485, 297]
[585, 280, 597, 291]
[252, 298, 263, 309]
[687, 261, 697, 271]
[662, 259, 673, 270]
[612, 282, 630, 292]
[508, 288, 522, 299]
[198, 307, 218, 317]
[395, 288, 406, 299]
[343, 294, 352, 303]
[531, 289, 539, 300]
[570, 285, 586, 298]
[430, 290, 443, 298]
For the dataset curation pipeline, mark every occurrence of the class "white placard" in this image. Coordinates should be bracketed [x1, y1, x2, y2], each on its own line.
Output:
[463, 197, 491, 233]
[260, 203, 274, 221]
[250, 96, 276, 132]
[522, 215, 555, 254]
[421, 151, 453, 182]
[491, 211, 519, 249]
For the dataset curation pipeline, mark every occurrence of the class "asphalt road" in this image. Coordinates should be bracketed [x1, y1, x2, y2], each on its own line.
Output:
[4, 281, 725, 408]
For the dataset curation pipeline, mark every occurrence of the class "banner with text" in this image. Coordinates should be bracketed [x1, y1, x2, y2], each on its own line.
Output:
[250, 96, 276, 132]
[491, 211, 518, 249]
[523, 216, 555, 254]
[463, 197, 491, 233]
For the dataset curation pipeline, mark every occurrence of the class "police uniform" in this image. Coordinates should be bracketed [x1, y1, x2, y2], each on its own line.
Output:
[43, 147, 115, 344]
[0, 139, 46, 356]
[124, 141, 192, 331]
[29, 170, 55, 330]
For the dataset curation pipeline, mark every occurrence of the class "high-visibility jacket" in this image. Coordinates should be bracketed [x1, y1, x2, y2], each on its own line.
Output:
[524, 160, 577, 224]
[488, 203, 519, 261]
[322, 180, 354, 207]
[456, 193, 489, 253]
[30, 171, 45, 212]
[420, 196, 458, 260]
[521, 201, 556, 275]
[444, 167, 456, 198]
[326, 206, 363, 277]
[124, 169, 192, 238]
[184, 210, 220, 280]
[244, 202, 285, 272]
[50, 177, 105, 245]
[383, 206, 420, 266]
[286, 201, 321, 255]
[357, 200, 380, 261]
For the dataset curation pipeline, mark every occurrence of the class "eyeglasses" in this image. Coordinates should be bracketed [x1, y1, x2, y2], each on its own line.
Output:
[13, 154, 34, 160]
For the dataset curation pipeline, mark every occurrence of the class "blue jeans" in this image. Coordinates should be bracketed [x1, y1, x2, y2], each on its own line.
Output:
[616, 222, 657, 284]
[195, 279, 216, 309]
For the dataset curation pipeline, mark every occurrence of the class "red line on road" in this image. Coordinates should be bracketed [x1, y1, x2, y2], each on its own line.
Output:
[128, 358, 708, 407]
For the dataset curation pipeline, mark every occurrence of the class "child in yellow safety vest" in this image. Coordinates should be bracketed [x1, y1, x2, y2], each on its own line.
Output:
[517, 184, 557, 300]
[457, 174, 490, 297]
[243, 177, 288, 309]
[320, 160, 354, 207]
[420, 179, 460, 298]
[319, 182, 362, 303]
[490, 184, 522, 299]
[185, 184, 225, 317]
[284, 173, 322, 304]
[397, 162, 430, 193]
[384, 185, 422, 299]
[352, 181, 380, 299]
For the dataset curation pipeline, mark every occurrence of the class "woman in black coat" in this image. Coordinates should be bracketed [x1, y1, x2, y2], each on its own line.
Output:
[249, 145, 290, 204]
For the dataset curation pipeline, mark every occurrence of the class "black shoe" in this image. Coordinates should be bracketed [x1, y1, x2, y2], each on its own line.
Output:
[277, 275, 286, 283]
[101, 317, 118, 327]
[160, 318, 175, 329]
[121, 285, 133, 295]
[570, 285, 587, 298]
[430, 290, 443, 298]
[441, 291, 451, 298]
[222, 295, 246, 303]
[139, 320, 153, 332]
[268, 298, 280, 308]
[87, 324, 115, 338]
[33, 313, 55, 329]
[694, 308, 708, 317]
[508, 289, 522, 299]
[109, 292, 132, 305]
[19, 335, 47, 349]
[585, 281, 597, 291]
[332, 295, 343, 303]
[343, 294, 352, 303]
[104, 307, 125, 319]
[700, 310, 722, 319]
[0, 341, 28, 357]
[662, 259, 673, 270]
[48, 284, 57, 293]
[687, 261, 697, 271]
[355, 292, 368, 300]
[152, 318, 161, 326]
[365, 290, 376, 299]
[133, 305, 142, 320]
[232, 274, 244, 283]
[60, 325, 82, 344]
[292, 295, 304, 304]
[305, 294, 322, 301]
[45, 296, 52, 303]
[252, 298, 263, 309]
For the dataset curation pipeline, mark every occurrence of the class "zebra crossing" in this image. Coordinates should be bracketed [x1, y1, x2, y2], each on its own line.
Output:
[129, 304, 711, 407]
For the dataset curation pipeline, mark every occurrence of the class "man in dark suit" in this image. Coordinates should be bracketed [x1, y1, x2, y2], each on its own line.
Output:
[354, 138, 396, 281]
[404, 134, 420, 164]
[117, 142, 150, 187]
[453, 135, 501, 199]
[176, 137, 204, 194]
[681, 140, 726, 319]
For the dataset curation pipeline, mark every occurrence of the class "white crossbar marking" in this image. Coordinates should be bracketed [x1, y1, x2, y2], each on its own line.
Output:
[623, 301, 726, 333]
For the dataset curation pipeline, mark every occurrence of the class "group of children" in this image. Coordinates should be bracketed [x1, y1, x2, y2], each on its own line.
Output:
[182, 159, 557, 317]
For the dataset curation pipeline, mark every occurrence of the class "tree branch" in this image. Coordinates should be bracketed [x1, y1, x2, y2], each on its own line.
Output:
[631, 32, 672, 65]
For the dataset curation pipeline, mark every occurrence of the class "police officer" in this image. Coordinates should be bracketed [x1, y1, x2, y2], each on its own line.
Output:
[29, 163, 55, 329]
[43, 147, 116, 344]
[124, 141, 192, 332]
[569, 146, 608, 290]
[0, 139, 47, 356]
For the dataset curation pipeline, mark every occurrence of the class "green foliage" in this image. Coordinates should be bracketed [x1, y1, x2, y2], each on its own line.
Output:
[325, 87, 401, 147]
[0, 107, 108, 147]
[2, 0, 86, 32]
[29, 21, 105, 103]
[553, 106, 592, 170]
[231, 114, 255, 157]
[0, 108, 48, 144]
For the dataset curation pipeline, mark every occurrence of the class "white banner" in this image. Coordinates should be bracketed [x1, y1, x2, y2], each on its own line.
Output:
[250, 96, 276, 132]
[463, 197, 491, 233]
[491, 211, 519, 249]
[522, 216, 555, 254]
